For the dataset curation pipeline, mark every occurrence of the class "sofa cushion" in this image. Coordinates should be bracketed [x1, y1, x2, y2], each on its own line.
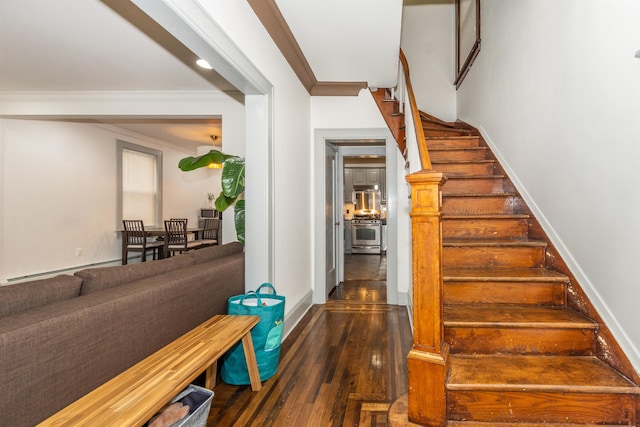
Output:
[186, 241, 244, 265]
[0, 275, 83, 318]
[76, 254, 195, 295]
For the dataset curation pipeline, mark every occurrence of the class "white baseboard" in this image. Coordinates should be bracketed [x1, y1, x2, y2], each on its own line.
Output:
[397, 291, 409, 306]
[282, 290, 313, 342]
[4, 258, 123, 285]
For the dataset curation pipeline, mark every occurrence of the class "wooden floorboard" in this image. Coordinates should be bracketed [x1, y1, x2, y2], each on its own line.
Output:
[206, 254, 411, 426]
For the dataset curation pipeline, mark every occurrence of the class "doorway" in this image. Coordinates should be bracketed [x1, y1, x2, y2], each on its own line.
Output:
[313, 128, 398, 305]
[339, 154, 388, 301]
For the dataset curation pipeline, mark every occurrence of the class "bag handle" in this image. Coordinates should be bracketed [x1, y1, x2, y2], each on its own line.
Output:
[256, 282, 277, 295]
[240, 291, 262, 306]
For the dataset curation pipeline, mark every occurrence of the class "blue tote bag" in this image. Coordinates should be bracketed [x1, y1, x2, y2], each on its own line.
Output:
[221, 283, 285, 385]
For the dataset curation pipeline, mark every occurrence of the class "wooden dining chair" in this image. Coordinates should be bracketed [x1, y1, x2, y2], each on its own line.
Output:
[122, 220, 164, 265]
[199, 218, 220, 247]
[164, 219, 203, 257]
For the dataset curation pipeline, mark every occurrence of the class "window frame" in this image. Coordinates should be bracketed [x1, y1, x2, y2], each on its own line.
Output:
[116, 140, 163, 228]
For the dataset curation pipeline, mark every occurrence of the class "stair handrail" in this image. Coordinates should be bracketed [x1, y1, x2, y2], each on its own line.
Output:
[398, 50, 448, 426]
[400, 49, 432, 170]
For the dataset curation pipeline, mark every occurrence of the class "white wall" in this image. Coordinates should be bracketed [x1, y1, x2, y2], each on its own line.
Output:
[197, 0, 314, 322]
[0, 118, 219, 282]
[311, 90, 388, 129]
[456, 0, 640, 369]
[401, 1, 457, 122]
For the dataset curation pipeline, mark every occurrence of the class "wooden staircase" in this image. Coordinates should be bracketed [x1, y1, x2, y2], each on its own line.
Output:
[424, 117, 640, 424]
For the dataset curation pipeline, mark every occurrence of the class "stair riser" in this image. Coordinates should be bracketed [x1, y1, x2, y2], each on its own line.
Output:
[380, 103, 399, 116]
[426, 137, 480, 148]
[443, 218, 528, 240]
[434, 162, 495, 176]
[443, 178, 506, 194]
[444, 281, 567, 306]
[443, 246, 545, 269]
[447, 391, 636, 424]
[423, 129, 472, 137]
[442, 196, 520, 215]
[445, 328, 595, 355]
[429, 149, 487, 162]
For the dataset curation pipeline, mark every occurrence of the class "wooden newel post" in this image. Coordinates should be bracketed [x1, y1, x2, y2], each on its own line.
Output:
[406, 170, 448, 426]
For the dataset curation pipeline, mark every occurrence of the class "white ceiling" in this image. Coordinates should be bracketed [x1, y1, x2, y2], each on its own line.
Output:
[0, 0, 403, 151]
[276, 0, 403, 87]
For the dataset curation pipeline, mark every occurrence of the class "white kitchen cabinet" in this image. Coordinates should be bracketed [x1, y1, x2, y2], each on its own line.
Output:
[366, 169, 380, 188]
[344, 167, 387, 202]
[352, 168, 367, 185]
[379, 168, 386, 201]
[343, 168, 353, 203]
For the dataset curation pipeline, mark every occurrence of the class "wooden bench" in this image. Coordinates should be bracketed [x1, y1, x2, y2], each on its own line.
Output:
[38, 315, 261, 427]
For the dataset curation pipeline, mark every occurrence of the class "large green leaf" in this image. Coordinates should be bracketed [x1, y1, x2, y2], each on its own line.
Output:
[214, 193, 235, 212]
[234, 199, 245, 244]
[221, 157, 245, 198]
[178, 149, 245, 245]
[178, 150, 231, 171]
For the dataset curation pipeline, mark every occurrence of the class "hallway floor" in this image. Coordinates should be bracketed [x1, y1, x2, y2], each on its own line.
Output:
[206, 253, 411, 426]
[330, 254, 387, 304]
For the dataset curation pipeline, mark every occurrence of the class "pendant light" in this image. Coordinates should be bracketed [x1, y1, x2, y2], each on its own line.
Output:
[196, 135, 223, 169]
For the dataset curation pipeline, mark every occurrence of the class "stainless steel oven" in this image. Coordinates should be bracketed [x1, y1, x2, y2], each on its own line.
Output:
[351, 218, 381, 254]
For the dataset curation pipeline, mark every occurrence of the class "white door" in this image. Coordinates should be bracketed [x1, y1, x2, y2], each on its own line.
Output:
[325, 145, 338, 297]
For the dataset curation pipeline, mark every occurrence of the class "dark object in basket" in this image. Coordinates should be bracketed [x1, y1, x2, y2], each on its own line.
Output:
[180, 390, 210, 415]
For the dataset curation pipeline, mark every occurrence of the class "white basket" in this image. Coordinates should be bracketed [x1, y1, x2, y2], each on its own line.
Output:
[165, 384, 213, 427]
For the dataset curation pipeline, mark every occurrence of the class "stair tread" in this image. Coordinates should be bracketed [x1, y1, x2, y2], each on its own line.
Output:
[443, 214, 529, 219]
[429, 147, 487, 151]
[425, 135, 480, 140]
[432, 159, 495, 164]
[448, 355, 640, 393]
[444, 305, 596, 328]
[443, 238, 546, 247]
[446, 174, 505, 179]
[423, 125, 470, 130]
[444, 268, 569, 282]
[444, 192, 518, 197]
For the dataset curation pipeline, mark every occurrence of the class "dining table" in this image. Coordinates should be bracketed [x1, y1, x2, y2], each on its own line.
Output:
[142, 226, 206, 241]
[121, 225, 207, 264]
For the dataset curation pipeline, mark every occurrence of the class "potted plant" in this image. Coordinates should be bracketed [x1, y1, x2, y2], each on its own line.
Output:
[178, 150, 245, 244]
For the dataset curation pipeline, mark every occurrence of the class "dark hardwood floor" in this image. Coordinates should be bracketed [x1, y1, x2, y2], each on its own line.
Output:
[206, 254, 412, 426]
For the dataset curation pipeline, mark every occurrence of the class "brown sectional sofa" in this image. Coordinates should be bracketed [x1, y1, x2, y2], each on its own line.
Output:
[0, 242, 245, 427]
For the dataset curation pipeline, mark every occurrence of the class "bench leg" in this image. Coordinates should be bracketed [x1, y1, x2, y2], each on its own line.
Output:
[205, 361, 217, 389]
[241, 332, 262, 391]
